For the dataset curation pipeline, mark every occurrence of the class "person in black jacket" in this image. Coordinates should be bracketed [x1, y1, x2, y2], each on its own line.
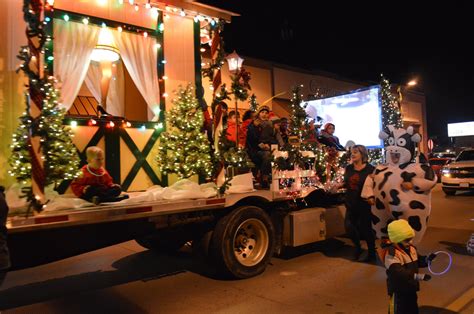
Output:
[380, 219, 436, 314]
[343, 144, 376, 262]
[0, 186, 11, 279]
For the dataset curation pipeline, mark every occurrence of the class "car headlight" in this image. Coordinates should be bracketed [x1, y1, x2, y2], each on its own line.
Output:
[441, 168, 451, 177]
[441, 168, 450, 174]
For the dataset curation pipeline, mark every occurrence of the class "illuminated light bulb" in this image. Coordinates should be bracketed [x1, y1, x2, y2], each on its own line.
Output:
[82, 18, 89, 25]
[159, 23, 164, 31]
[194, 16, 199, 23]
[63, 14, 70, 22]
[47, 0, 55, 5]
[101, 22, 106, 28]
[125, 121, 132, 128]
[143, 31, 148, 37]
[128, 0, 134, 4]
[155, 43, 161, 49]
[172, 7, 178, 12]
[45, 17, 51, 22]
[201, 62, 206, 66]
[211, 19, 216, 26]
[134, 4, 139, 11]
[163, 92, 168, 98]
[118, 0, 123, 4]
[162, 75, 168, 80]
[161, 60, 166, 64]
[145, 2, 151, 9]
[47, 56, 54, 61]
[118, 26, 123, 32]
[180, 10, 186, 17]
[97, 0, 107, 5]
[165, 6, 171, 12]
[200, 48, 206, 52]
[108, 121, 115, 128]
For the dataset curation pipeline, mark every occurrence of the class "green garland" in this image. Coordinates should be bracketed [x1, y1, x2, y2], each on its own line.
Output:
[230, 67, 251, 102]
[249, 94, 258, 112]
[201, 19, 225, 83]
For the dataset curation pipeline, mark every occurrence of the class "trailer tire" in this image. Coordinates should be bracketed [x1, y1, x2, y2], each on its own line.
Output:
[135, 233, 188, 253]
[209, 206, 275, 279]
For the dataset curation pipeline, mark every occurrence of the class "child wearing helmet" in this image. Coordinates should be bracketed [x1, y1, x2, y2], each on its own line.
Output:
[380, 219, 436, 314]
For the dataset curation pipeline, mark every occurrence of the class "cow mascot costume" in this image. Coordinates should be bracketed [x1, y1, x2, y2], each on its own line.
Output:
[363, 125, 437, 244]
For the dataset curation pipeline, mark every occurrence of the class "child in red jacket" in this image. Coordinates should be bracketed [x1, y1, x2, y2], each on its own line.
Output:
[71, 147, 127, 204]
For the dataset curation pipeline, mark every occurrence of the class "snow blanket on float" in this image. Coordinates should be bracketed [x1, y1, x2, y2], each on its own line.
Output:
[362, 125, 437, 244]
[6, 175, 255, 215]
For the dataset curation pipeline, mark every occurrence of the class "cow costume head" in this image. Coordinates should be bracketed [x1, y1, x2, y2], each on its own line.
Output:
[379, 125, 421, 166]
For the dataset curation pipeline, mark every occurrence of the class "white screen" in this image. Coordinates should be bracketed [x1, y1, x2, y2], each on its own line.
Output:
[447, 121, 474, 137]
[305, 86, 383, 148]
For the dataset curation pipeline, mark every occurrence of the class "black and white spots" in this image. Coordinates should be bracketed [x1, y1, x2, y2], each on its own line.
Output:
[367, 126, 437, 244]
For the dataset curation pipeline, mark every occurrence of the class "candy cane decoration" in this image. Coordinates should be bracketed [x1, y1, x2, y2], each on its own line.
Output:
[24, 0, 46, 204]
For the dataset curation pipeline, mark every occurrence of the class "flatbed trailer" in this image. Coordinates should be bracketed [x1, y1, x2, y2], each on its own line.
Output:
[5, 188, 343, 278]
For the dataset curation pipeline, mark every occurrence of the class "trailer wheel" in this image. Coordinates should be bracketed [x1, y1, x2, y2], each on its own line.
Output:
[135, 232, 188, 253]
[210, 206, 275, 279]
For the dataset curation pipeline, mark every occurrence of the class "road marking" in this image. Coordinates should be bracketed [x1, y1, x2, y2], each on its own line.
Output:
[446, 286, 474, 312]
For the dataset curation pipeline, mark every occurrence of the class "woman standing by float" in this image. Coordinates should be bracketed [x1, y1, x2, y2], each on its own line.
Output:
[343, 144, 376, 262]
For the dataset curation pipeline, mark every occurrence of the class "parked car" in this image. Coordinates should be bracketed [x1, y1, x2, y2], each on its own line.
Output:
[429, 157, 451, 182]
[431, 151, 457, 160]
[440, 148, 474, 195]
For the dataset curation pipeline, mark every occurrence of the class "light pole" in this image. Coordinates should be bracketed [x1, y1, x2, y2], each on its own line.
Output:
[226, 50, 244, 147]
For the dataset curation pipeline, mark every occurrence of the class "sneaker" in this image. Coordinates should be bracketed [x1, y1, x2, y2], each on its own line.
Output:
[353, 247, 363, 261]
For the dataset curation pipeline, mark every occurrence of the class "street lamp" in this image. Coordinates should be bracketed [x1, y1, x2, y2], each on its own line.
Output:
[226, 51, 244, 147]
[226, 50, 244, 74]
[90, 26, 120, 113]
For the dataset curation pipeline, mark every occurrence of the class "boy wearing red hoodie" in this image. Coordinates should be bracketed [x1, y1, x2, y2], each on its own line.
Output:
[71, 146, 127, 205]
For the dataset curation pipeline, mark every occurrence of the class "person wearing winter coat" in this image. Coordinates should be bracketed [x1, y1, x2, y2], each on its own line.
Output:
[379, 219, 436, 314]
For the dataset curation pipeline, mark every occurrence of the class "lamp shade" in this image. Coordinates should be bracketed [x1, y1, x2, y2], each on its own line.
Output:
[226, 50, 244, 73]
[91, 27, 120, 62]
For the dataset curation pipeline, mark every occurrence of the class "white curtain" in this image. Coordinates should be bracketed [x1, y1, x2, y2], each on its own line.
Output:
[85, 62, 125, 117]
[112, 30, 160, 121]
[54, 20, 100, 110]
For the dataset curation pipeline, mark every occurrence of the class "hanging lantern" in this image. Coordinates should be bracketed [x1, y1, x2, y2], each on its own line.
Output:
[226, 50, 244, 74]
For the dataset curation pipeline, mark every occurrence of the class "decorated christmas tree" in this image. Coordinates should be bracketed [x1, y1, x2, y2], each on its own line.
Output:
[39, 78, 81, 185]
[9, 0, 80, 197]
[8, 77, 81, 188]
[8, 107, 33, 185]
[157, 85, 213, 179]
[380, 74, 403, 129]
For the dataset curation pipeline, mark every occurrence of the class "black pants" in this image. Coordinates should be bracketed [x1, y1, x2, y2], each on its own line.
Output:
[82, 185, 122, 203]
[389, 292, 418, 314]
[345, 207, 376, 256]
[257, 151, 272, 176]
[0, 187, 11, 272]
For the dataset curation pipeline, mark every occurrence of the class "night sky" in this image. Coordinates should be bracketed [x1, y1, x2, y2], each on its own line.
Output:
[200, 1, 474, 146]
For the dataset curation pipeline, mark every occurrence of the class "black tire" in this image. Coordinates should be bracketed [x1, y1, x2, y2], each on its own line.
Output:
[442, 188, 456, 196]
[135, 231, 188, 253]
[209, 206, 275, 279]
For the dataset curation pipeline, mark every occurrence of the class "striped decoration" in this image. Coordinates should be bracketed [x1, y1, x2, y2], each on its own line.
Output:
[210, 29, 222, 96]
[25, 0, 46, 203]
